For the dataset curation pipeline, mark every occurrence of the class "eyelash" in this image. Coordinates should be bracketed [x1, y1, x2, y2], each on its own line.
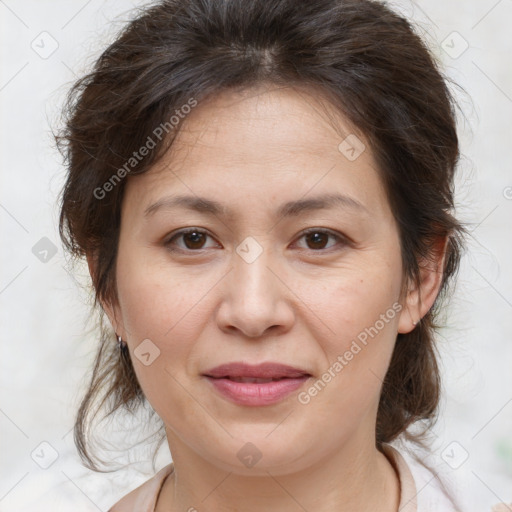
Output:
[163, 227, 351, 254]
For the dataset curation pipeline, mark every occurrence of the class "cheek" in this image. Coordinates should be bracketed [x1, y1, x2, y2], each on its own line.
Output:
[308, 260, 401, 344]
[116, 246, 210, 340]
[114, 250, 215, 414]
[292, 293, 399, 446]
[303, 255, 402, 393]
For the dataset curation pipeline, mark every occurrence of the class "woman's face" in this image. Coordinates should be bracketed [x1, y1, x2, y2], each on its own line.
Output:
[108, 85, 416, 474]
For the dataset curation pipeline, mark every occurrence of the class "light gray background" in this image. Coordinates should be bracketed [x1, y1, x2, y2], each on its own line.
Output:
[1, 0, 511, 510]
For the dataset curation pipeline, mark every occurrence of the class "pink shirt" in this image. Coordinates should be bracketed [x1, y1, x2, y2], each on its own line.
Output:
[108, 444, 509, 511]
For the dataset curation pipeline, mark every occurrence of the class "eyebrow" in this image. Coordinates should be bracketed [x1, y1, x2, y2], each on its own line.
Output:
[143, 193, 369, 220]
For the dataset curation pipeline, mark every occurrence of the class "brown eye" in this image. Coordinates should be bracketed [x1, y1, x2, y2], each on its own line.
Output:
[182, 231, 207, 249]
[295, 228, 347, 252]
[164, 227, 348, 254]
[304, 231, 329, 250]
[165, 228, 217, 252]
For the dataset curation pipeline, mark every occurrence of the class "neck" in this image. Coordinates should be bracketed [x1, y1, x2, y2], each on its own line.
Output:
[156, 433, 400, 512]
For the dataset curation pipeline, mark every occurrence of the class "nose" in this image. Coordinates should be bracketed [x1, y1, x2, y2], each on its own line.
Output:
[215, 245, 295, 339]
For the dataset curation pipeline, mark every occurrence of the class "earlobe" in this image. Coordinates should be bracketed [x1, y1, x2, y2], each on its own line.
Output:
[397, 285, 420, 334]
[397, 235, 449, 334]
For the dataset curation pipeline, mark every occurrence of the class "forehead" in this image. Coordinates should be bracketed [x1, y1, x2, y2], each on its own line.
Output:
[166, 84, 361, 162]
[122, 84, 390, 220]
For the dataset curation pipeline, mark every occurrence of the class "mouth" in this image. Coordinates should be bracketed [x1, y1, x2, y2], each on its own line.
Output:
[202, 361, 311, 380]
[202, 362, 312, 406]
[218, 376, 294, 383]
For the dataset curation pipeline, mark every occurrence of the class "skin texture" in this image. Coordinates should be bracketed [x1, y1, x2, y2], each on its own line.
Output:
[96, 84, 447, 511]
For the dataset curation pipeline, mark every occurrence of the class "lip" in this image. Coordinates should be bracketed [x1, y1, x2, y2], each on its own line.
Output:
[202, 362, 312, 406]
[203, 362, 311, 379]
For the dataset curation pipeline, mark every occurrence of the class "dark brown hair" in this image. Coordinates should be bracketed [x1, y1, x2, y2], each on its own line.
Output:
[56, 0, 467, 473]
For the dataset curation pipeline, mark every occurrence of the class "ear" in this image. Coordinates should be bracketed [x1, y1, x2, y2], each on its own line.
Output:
[397, 235, 449, 334]
[86, 251, 126, 339]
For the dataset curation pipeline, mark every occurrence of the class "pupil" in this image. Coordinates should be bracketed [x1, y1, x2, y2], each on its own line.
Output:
[185, 231, 204, 249]
[182, 231, 328, 250]
[308, 232, 327, 249]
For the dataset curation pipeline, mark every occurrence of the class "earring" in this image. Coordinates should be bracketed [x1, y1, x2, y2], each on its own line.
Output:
[116, 333, 127, 350]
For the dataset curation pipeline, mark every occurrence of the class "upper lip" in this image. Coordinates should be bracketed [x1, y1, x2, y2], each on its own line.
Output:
[203, 362, 311, 379]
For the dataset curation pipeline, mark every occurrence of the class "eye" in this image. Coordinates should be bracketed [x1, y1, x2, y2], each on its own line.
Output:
[294, 228, 349, 252]
[164, 227, 350, 254]
[164, 228, 219, 252]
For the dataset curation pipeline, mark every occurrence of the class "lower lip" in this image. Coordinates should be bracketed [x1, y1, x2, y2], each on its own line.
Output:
[205, 376, 310, 406]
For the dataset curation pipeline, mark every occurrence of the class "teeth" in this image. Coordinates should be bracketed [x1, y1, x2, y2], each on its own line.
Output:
[228, 377, 283, 383]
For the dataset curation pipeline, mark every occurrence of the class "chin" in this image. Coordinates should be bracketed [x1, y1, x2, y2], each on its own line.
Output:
[197, 434, 317, 476]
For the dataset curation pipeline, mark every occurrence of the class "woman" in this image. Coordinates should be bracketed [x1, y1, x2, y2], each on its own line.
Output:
[56, 0, 508, 510]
